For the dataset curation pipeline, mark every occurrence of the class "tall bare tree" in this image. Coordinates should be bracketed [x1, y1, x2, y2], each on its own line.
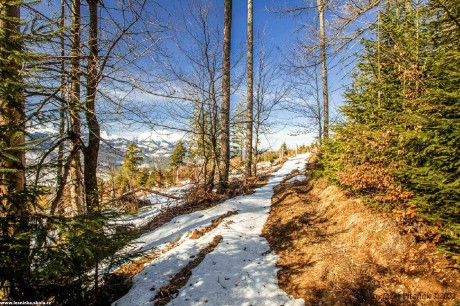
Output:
[245, 0, 254, 178]
[252, 42, 289, 175]
[69, 0, 84, 214]
[56, 0, 66, 188]
[317, 0, 329, 139]
[151, 1, 227, 192]
[218, 0, 232, 192]
[83, 0, 101, 211]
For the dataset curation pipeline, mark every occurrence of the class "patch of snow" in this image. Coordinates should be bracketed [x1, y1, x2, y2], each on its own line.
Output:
[112, 184, 193, 229]
[114, 154, 310, 306]
[257, 161, 272, 169]
[285, 174, 307, 183]
[101, 130, 122, 140]
[137, 130, 184, 143]
[27, 124, 58, 135]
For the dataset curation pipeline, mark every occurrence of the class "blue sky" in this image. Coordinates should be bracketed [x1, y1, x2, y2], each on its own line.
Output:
[31, 0, 354, 150]
[143, 0, 351, 149]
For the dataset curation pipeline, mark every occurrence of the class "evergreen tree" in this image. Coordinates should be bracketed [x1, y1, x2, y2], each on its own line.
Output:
[170, 140, 187, 183]
[322, 0, 460, 252]
[170, 140, 187, 168]
[122, 143, 143, 174]
[117, 143, 143, 191]
[399, 0, 460, 240]
[137, 167, 150, 187]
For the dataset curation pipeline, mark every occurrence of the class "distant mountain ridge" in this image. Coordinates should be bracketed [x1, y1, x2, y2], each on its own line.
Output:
[27, 126, 184, 170]
[99, 130, 182, 168]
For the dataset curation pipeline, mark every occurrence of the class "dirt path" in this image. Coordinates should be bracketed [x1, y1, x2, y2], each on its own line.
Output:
[113, 154, 309, 306]
[263, 173, 460, 306]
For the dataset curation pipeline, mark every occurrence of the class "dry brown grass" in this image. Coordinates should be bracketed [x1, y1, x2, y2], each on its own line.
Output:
[263, 175, 460, 306]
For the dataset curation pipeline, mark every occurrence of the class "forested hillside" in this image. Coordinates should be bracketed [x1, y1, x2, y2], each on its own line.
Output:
[321, 0, 460, 255]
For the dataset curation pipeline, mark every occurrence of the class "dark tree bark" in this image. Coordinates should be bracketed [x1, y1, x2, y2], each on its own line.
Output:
[218, 0, 232, 192]
[83, 0, 101, 211]
[245, 0, 254, 178]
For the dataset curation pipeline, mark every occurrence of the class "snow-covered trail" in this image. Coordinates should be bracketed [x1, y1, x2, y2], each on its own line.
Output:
[114, 154, 309, 306]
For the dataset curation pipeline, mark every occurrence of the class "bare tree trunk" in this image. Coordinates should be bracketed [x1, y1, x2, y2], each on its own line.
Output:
[210, 78, 220, 192]
[253, 120, 259, 177]
[252, 88, 261, 176]
[57, 0, 66, 187]
[240, 135, 243, 163]
[207, 159, 216, 192]
[69, 0, 84, 214]
[218, 0, 232, 192]
[314, 65, 322, 142]
[83, 0, 101, 212]
[377, 10, 382, 107]
[245, 0, 254, 178]
[317, 0, 329, 139]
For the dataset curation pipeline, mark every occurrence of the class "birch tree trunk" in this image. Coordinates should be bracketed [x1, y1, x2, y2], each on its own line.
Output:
[245, 0, 253, 178]
[317, 0, 329, 139]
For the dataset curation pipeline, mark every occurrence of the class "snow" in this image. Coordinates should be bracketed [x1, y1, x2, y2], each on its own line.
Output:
[285, 174, 307, 183]
[112, 184, 192, 229]
[27, 123, 59, 135]
[113, 154, 310, 306]
[137, 130, 184, 143]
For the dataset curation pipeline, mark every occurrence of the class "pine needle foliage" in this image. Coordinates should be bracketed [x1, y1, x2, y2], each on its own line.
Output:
[321, 0, 460, 254]
[0, 212, 137, 304]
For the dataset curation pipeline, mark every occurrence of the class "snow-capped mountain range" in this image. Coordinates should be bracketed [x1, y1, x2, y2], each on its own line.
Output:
[99, 130, 184, 168]
[27, 125, 185, 170]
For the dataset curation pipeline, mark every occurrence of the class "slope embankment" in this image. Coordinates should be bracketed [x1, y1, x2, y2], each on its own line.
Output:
[263, 166, 460, 306]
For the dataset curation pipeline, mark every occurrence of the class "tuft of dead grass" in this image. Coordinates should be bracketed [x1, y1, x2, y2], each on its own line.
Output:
[263, 176, 460, 306]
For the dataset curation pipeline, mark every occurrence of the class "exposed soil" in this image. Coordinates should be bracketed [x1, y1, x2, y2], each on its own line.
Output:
[263, 174, 460, 305]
